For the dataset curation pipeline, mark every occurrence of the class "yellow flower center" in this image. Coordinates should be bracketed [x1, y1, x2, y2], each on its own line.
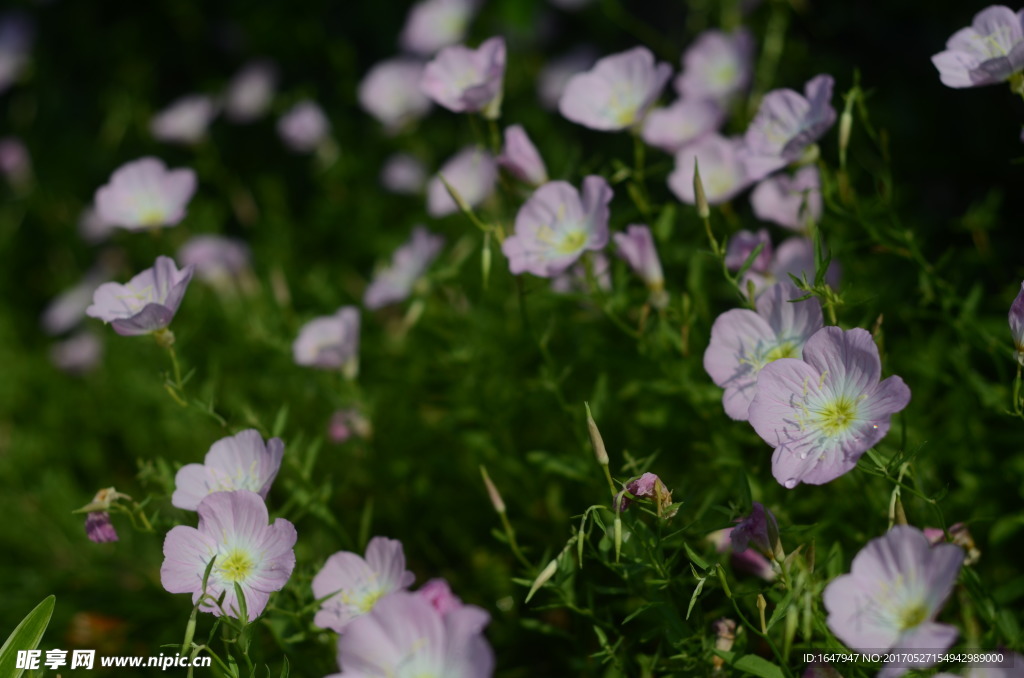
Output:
[764, 341, 798, 362]
[817, 396, 858, 436]
[898, 602, 929, 630]
[557, 230, 587, 254]
[218, 548, 255, 583]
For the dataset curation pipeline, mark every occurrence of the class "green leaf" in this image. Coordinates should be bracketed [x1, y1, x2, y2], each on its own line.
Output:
[733, 654, 786, 678]
[766, 592, 792, 631]
[0, 595, 56, 678]
[684, 542, 709, 571]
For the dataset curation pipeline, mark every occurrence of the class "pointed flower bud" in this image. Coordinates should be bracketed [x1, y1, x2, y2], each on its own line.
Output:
[693, 158, 711, 219]
[479, 465, 505, 514]
[584, 402, 609, 466]
[526, 558, 559, 603]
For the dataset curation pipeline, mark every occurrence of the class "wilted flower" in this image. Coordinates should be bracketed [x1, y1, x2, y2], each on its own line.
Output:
[224, 60, 277, 123]
[750, 166, 822, 231]
[150, 95, 218, 145]
[277, 100, 330, 153]
[668, 133, 751, 206]
[741, 74, 837, 180]
[0, 12, 33, 94]
[358, 58, 432, 131]
[537, 46, 597, 110]
[925, 523, 981, 566]
[171, 429, 285, 511]
[708, 528, 776, 580]
[94, 157, 197, 230]
[502, 175, 612, 277]
[559, 46, 672, 131]
[312, 536, 415, 632]
[161, 490, 297, 622]
[712, 618, 737, 672]
[730, 502, 782, 560]
[85, 512, 118, 543]
[749, 326, 911, 488]
[364, 226, 444, 309]
[50, 332, 103, 375]
[932, 6, 1024, 88]
[335, 591, 494, 677]
[293, 306, 361, 376]
[824, 526, 963, 678]
[704, 281, 823, 420]
[1010, 281, 1024, 364]
[77, 487, 130, 544]
[418, 578, 464, 617]
[380, 153, 427, 195]
[615, 472, 677, 518]
[641, 99, 724, 154]
[86, 256, 193, 338]
[328, 409, 372, 444]
[426, 146, 497, 217]
[613, 224, 666, 305]
[498, 124, 548, 186]
[399, 0, 478, 57]
[421, 37, 506, 118]
[675, 29, 755, 104]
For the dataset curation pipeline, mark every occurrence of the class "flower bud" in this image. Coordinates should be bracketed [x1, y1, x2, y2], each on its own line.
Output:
[480, 465, 506, 514]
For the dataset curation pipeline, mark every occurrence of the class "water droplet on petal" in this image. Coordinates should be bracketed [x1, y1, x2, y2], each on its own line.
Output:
[784, 478, 798, 489]
[872, 424, 878, 429]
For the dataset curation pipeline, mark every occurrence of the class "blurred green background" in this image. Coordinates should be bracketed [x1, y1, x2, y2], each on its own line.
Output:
[2, 0, 1023, 675]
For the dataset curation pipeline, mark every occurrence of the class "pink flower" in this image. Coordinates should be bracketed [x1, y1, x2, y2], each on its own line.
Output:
[559, 46, 672, 131]
[0, 12, 33, 94]
[498, 124, 548, 186]
[726, 233, 840, 297]
[293, 306, 361, 375]
[641, 99, 724, 154]
[50, 332, 103, 375]
[501, 175, 612, 277]
[161, 490, 297, 622]
[178, 235, 253, 295]
[537, 46, 597, 110]
[364, 226, 444, 309]
[94, 157, 197, 230]
[674, 29, 755, 104]
[668, 133, 751, 205]
[399, 0, 478, 57]
[42, 269, 109, 336]
[724, 228, 773, 274]
[741, 74, 837, 180]
[277, 100, 330, 153]
[86, 256, 194, 337]
[421, 37, 506, 118]
[224, 60, 277, 123]
[418, 578, 464, 617]
[615, 472, 676, 517]
[749, 326, 911, 488]
[171, 429, 285, 511]
[824, 526, 963, 678]
[150, 95, 218, 145]
[85, 512, 118, 543]
[0, 136, 30, 187]
[613, 224, 666, 304]
[426, 147, 497, 217]
[1010, 281, 1024, 365]
[380, 153, 427, 195]
[335, 591, 493, 677]
[750, 166, 822, 231]
[312, 537, 415, 632]
[932, 6, 1024, 88]
[703, 281, 823, 420]
[358, 59, 432, 131]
